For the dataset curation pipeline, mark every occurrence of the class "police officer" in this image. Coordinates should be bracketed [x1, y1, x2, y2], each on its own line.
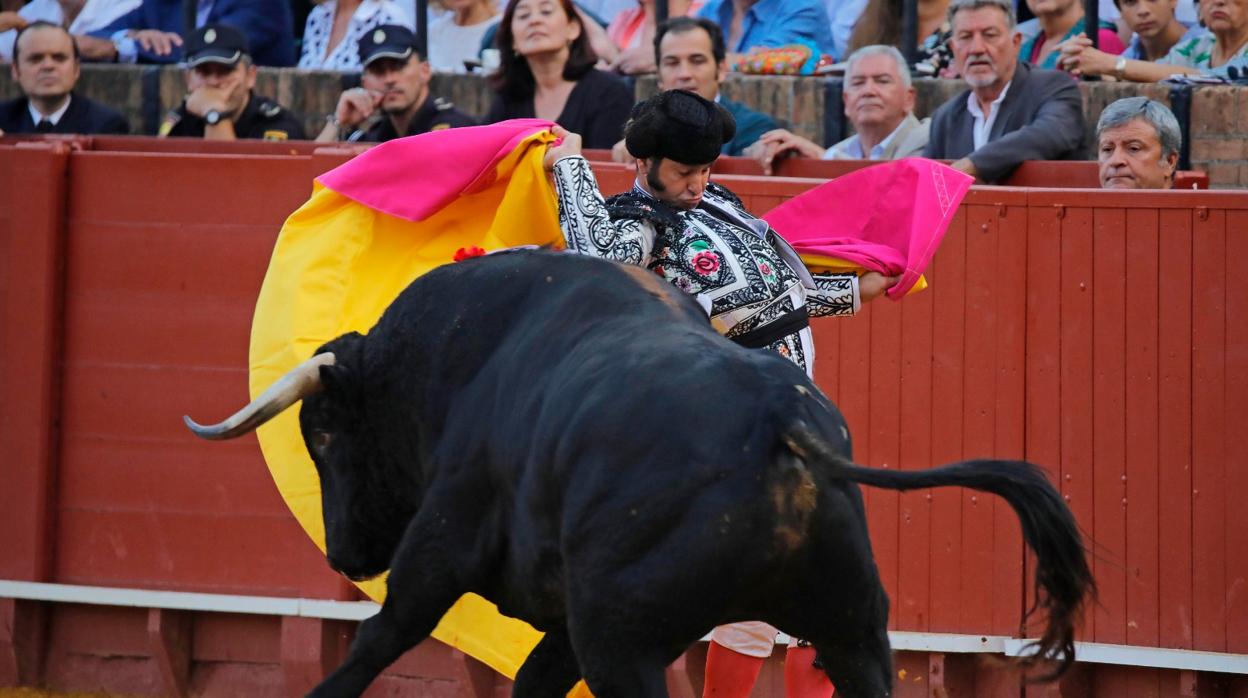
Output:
[161, 24, 306, 141]
[315, 24, 475, 143]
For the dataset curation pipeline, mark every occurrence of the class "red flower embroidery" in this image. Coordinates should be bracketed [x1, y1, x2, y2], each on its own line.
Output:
[453, 246, 487, 262]
[692, 251, 720, 276]
[759, 262, 773, 276]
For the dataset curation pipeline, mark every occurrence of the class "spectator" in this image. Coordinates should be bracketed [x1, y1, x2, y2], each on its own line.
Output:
[427, 0, 499, 72]
[848, 0, 950, 58]
[0, 0, 140, 62]
[159, 24, 305, 141]
[86, 0, 295, 66]
[1063, 0, 1244, 78]
[0, 21, 128, 135]
[299, 0, 413, 71]
[1019, 0, 1125, 69]
[609, 17, 777, 162]
[1057, 0, 1201, 78]
[597, 0, 701, 74]
[923, 0, 1087, 182]
[1097, 96, 1180, 189]
[485, 0, 633, 149]
[317, 25, 476, 142]
[749, 45, 930, 173]
[697, 0, 835, 61]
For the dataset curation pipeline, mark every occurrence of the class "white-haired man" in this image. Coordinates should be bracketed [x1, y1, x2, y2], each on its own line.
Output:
[748, 44, 930, 175]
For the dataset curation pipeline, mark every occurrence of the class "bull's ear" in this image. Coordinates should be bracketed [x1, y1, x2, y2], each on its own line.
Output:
[318, 362, 351, 398]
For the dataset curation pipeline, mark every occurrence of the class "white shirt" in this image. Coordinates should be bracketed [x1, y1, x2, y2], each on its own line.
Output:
[826, 116, 907, 160]
[29, 94, 72, 126]
[0, 0, 141, 61]
[427, 13, 499, 72]
[967, 80, 1011, 151]
[298, 0, 414, 72]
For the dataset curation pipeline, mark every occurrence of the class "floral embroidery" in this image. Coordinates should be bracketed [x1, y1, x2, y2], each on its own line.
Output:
[759, 261, 777, 282]
[674, 276, 693, 292]
[691, 251, 720, 275]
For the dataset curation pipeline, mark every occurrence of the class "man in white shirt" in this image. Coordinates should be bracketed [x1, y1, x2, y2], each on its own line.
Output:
[922, 0, 1087, 183]
[747, 45, 931, 175]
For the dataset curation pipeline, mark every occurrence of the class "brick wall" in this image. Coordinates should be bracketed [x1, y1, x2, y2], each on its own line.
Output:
[2, 64, 1246, 187]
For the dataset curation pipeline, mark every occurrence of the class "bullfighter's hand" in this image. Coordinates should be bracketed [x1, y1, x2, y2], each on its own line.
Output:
[859, 272, 901, 303]
[544, 125, 583, 170]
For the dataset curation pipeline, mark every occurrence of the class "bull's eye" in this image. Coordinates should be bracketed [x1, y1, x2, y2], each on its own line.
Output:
[310, 431, 333, 452]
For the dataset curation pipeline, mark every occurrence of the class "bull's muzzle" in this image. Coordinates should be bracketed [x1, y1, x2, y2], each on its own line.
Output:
[183, 352, 336, 440]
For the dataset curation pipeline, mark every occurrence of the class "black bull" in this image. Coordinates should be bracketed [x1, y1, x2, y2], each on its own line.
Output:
[186, 249, 1093, 697]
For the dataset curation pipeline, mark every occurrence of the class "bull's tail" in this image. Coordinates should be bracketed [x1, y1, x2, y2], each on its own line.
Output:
[783, 422, 1095, 680]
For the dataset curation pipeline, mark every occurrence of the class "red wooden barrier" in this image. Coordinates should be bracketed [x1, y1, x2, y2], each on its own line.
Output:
[1, 140, 1245, 697]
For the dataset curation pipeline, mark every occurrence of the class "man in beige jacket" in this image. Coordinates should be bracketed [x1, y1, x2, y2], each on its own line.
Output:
[748, 44, 930, 174]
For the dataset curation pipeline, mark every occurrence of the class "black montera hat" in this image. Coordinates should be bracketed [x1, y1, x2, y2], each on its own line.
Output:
[624, 89, 736, 165]
[184, 24, 250, 67]
[358, 24, 417, 68]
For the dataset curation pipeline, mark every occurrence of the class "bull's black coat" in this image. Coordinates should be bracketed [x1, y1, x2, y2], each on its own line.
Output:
[266, 250, 1089, 697]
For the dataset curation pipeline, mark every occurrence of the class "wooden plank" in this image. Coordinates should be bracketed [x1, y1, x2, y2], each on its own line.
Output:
[895, 283, 934, 632]
[1224, 210, 1248, 655]
[0, 143, 70, 582]
[1024, 197, 1064, 640]
[959, 203, 997, 634]
[1124, 207, 1161, 650]
[991, 202, 1026, 637]
[927, 206, 966, 633]
[1156, 208, 1194, 650]
[865, 294, 903, 625]
[1091, 206, 1128, 646]
[1059, 206, 1096, 640]
[1189, 209, 1226, 653]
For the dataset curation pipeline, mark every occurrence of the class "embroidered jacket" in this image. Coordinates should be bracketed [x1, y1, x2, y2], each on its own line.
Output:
[552, 154, 859, 377]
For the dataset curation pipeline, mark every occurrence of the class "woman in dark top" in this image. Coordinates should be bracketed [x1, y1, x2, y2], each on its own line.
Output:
[487, 0, 634, 149]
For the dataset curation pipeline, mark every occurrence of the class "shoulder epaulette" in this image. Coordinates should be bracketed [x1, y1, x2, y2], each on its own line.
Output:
[433, 97, 455, 111]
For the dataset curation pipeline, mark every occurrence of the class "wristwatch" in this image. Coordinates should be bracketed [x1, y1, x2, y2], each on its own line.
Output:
[205, 109, 224, 126]
[1113, 56, 1128, 79]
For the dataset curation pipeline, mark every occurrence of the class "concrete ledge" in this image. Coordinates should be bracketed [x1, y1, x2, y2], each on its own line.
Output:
[5, 579, 1246, 674]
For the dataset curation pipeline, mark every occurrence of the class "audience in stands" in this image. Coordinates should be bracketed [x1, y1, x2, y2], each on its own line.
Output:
[485, 0, 633, 149]
[1063, 0, 1246, 78]
[923, 0, 1087, 182]
[427, 0, 499, 72]
[299, 0, 413, 71]
[748, 45, 929, 173]
[610, 17, 777, 161]
[0, 0, 139, 62]
[1097, 96, 1180, 189]
[697, 0, 835, 61]
[86, 0, 295, 66]
[159, 24, 305, 140]
[596, 0, 700, 74]
[1057, 0, 1199, 77]
[317, 24, 475, 142]
[0, 21, 129, 135]
[1020, 0, 1125, 68]
[849, 0, 951, 61]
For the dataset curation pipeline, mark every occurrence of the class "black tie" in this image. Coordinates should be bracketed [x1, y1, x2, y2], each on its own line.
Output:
[36, 119, 54, 133]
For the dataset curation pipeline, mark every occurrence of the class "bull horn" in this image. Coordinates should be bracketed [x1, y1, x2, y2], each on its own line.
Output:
[183, 352, 337, 441]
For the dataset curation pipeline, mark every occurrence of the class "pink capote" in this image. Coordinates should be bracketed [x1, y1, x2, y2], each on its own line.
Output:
[763, 158, 973, 300]
[317, 118, 556, 222]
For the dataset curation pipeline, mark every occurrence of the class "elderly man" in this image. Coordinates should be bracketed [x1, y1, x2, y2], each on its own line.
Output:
[610, 17, 777, 162]
[547, 89, 897, 698]
[747, 45, 930, 175]
[316, 25, 475, 143]
[0, 21, 128, 135]
[923, 0, 1087, 183]
[159, 24, 304, 141]
[1097, 97, 1180, 189]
